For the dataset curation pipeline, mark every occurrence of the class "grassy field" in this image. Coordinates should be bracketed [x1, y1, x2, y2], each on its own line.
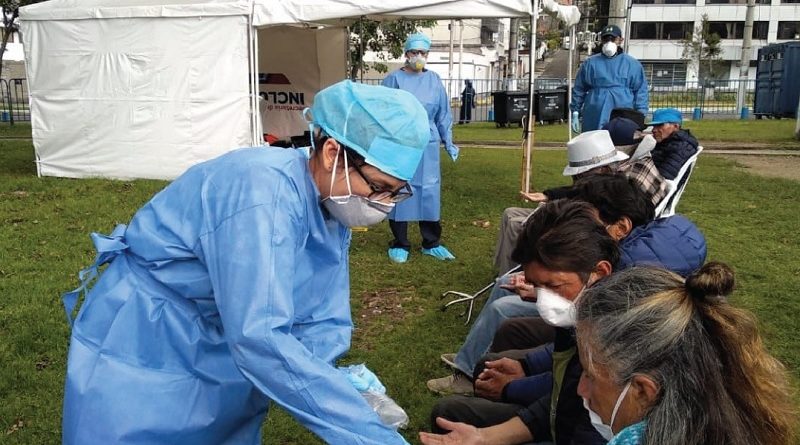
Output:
[1, 135, 799, 443]
[452, 119, 800, 146]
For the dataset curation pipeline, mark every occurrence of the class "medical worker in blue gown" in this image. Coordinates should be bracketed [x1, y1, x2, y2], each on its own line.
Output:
[60, 80, 429, 445]
[382, 32, 459, 264]
[570, 25, 649, 132]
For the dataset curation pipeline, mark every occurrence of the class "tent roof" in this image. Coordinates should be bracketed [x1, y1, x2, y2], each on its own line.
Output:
[22, 0, 532, 22]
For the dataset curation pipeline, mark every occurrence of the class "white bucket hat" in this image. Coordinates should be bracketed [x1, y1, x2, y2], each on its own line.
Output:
[562, 130, 629, 176]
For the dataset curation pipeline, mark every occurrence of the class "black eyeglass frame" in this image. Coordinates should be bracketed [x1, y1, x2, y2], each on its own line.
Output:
[344, 150, 413, 203]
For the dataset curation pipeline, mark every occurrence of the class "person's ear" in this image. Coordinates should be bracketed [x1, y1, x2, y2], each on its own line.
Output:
[608, 217, 633, 240]
[629, 374, 660, 413]
[320, 138, 342, 172]
[593, 260, 613, 280]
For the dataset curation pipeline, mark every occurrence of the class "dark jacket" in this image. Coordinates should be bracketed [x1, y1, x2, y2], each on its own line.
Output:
[513, 328, 606, 445]
[618, 214, 707, 277]
[651, 129, 699, 180]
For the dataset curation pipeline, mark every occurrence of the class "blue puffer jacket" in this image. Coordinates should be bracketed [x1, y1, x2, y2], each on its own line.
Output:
[618, 214, 707, 277]
[651, 129, 699, 180]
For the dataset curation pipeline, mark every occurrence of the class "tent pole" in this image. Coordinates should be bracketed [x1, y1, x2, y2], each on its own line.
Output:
[248, 10, 259, 146]
[567, 26, 575, 140]
[522, 6, 537, 195]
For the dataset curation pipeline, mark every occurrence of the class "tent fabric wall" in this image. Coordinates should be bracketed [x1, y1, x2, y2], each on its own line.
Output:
[22, 13, 252, 179]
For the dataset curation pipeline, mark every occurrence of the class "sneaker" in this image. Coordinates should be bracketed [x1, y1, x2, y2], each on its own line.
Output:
[440, 353, 457, 369]
[388, 247, 409, 263]
[426, 372, 474, 396]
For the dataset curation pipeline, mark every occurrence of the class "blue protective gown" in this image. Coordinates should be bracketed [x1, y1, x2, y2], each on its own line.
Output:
[61, 148, 407, 445]
[382, 69, 457, 221]
[570, 52, 649, 132]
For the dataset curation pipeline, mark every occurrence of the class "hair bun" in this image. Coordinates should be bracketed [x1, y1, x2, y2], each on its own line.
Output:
[686, 262, 735, 301]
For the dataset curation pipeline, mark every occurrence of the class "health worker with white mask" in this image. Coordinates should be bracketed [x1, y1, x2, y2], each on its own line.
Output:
[382, 32, 459, 264]
[570, 25, 649, 133]
[60, 80, 429, 445]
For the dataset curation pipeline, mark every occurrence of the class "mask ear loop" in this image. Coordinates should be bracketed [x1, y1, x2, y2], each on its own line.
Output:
[608, 380, 632, 433]
[327, 143, 353, 198]
[303, 108, 316, 150]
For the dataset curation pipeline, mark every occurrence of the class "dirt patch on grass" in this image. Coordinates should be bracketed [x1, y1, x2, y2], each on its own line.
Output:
[352, 287, 424, 351]
[719, 154, 800, 182]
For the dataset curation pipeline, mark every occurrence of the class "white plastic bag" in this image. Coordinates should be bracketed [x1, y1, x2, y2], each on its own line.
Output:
[338, 364, 409, 430]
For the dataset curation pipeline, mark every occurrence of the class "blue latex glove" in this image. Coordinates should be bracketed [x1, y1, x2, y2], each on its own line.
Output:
[422, 245, 455, 261]
[339, 364, 387, 394]
[447, 145, 459, 162]
[571, 111, 580, 134]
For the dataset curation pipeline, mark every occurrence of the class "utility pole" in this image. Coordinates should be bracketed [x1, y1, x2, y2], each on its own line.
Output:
[448, 20, 455, 101]
[737, 0, 756, 118]
[458, 20, 464, 88]
[609, 0, 627, 34]
[508, 18, 519, 89]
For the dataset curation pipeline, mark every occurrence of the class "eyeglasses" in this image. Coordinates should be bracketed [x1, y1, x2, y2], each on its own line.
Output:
[407, 50, 428, 57]
[347, 153, 413, 203]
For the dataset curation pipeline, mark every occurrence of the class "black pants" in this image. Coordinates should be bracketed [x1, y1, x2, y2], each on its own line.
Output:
[431, 395, 523, 434]
[490, 317, 556, 353]
[389, 220, 441, 250]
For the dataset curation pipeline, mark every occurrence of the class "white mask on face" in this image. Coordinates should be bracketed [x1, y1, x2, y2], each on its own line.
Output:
[321, 146, 394, 227]
[602, 41, 618, 58]
[535, 286, 581, 328]
[583, 381, 632, 440]
[408, 54, 427, 71]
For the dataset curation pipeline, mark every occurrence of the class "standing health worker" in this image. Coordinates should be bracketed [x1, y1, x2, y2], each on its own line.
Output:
[570, 25, 649, 132]
[60, 80, 429, 445]
[382, 32, 459, 264]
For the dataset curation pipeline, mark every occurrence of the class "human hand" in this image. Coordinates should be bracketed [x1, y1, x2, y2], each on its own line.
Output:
[571, 111, 580, 134]
[499, 273, 536, 302]
[520, 191, 548, 202]
[474, 358, 526, 400]
[448, 145, 460, 162]
[419, 418, 485, 445]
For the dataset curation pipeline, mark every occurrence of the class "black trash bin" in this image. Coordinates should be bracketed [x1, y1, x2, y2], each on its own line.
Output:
[754, 42, 800, 119]
[492, 91, 529, 127]
[533, 89, 568, 124]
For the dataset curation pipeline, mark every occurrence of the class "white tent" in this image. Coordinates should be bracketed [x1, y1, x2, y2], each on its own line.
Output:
[21, 0, 578, 180]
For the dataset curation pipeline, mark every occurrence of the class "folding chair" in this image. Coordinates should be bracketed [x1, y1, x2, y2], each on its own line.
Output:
[441, 265, 522, 325]
[655, 146, 703, 219]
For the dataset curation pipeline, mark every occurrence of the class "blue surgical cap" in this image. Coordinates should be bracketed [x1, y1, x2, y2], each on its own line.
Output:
[648, 108, 683, 126]
[308, 80, 428, 181]
[404, 33, 431, 53]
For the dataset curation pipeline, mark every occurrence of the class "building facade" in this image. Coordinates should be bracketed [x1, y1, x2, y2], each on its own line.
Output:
[626, 0, 800, 85]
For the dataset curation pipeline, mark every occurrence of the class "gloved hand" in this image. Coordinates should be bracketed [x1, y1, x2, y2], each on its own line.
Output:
[447, 145, 459, 162]
[571, 111, 580, 134]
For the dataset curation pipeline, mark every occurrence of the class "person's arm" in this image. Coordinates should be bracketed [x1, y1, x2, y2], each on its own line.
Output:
[201, 170, 405, 444]
[570, 62, 589, 113]
[631, 59, 649, 114]
[434, 77, 459, 160]
[419, 416, 533, 445]
[382, 72, 399, 89]
[501, 372, 553, 406]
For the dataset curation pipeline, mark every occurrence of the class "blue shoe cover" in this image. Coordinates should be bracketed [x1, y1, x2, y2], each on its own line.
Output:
[422, 245, 455, 260]
[388, 248, 409, 263]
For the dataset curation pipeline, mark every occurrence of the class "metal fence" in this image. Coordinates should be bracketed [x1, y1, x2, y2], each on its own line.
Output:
[0, 78, 30, 124]
[360, 77, 757, 122]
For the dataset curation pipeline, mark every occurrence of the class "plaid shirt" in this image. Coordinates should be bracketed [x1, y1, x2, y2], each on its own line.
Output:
[617, 156, 667, 208]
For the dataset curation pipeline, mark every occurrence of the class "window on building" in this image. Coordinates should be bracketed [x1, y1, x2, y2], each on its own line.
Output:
[632, 0, 695, 4]
[643, 62, 687, 86]
[706, 0, 769, 4]
[782, 0, 800, 3]
[777, 22, 800, 39]
[630, 22, 693, 40]
[707, 21, 770, 39]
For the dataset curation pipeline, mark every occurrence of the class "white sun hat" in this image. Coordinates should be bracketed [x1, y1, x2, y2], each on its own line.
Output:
[562, 130, 630, 176]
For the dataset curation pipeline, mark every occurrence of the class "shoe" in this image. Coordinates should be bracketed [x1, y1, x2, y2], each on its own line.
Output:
[426, 372, 474, 396]
[440, 353, 457, 369]
[388, 247, 409, 263]
[422, 245, 455, 261]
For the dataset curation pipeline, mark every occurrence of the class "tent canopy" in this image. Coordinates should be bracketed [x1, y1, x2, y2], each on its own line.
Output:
[21, 0, 560, 180]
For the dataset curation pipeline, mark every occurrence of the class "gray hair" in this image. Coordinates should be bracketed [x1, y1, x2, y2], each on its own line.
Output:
[576, 264, 796, 445]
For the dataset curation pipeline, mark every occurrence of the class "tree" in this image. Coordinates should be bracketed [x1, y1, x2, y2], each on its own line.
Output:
[0, 1, 43, 80]
[348, 18, 436, 80]
[682, 14, 723, 83]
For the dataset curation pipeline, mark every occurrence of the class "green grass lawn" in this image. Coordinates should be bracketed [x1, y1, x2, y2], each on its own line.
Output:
[453, 119, 800, 147]
[1, 140, 799, 443]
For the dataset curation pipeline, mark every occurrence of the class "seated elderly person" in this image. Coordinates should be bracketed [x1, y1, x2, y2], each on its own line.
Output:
[422, 263, 797, 445]
[648, 108, 699, 180]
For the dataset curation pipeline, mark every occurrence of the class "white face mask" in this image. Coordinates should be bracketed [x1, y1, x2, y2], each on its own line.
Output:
[321, 146, 394, 227]
[535, 286, 581, 328]
[602, 41, 618, 58]
[583, 381, 632, 440]
[408, 54, 427, 71]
